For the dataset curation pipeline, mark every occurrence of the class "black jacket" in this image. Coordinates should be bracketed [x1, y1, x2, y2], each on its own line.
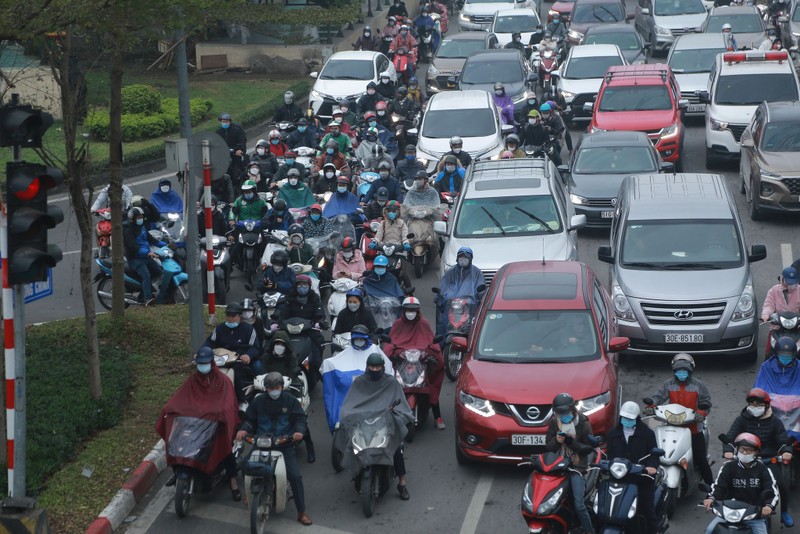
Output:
[279, 289, 325, 323]
[364, 175, 404, 203]
[388, 1, 408, 17]
[287, 128, 319, 150]
[216, 123, 247, 153]
[606, 419, 659, 470]
[273, 103, 303, 123]
[241, 390, 308, 439]
[197, 210, 229, 237]
[363, 200, 386, 221]
[122, 220, 160, 262]
[444, 149, 472, 168]
[333, 303, 379, 335]
[390, 97, 420, 120]
[198, 175, 235, 205]
[357, 90, 386, 116]
[709, 458, 779, 509]
[376, 81, 396, 100]
[519, 123, 547, 147]
[544, 412, 594, 470]
[202, 322, 261, 360]
[723, 407, 792, 458]
[395, 158, 425, 182]
[250, 152, 280, 178]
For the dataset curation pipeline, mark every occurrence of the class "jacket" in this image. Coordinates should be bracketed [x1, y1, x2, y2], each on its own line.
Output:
[754, 357, 800, 441]
[274, 161, 309, 183]
[761, 282, 800, 320]
[122, 220, 161, 261]
[333, 294, 378, 335]
[320, 132, 352, 154]
[365, 175, 404, 203]
[202, 322, 260, 360]
[229, 195, 268, 222]
[262, 331, 299, 376]
[91, 183, 133, 213]
[652, 376, 712, 434]
[240, 390, 307, 440]
[333, 249, 367, 281]
[545, 412, 594, 470]
[709, 458, 778, 509]
[376, 80, 396, 100]
[287, 242, 315, 265]
[197, 210, 229, 237]
[606, 419, 659, 471]
[287, 128, 318, 150]
[250, 152, 280, 178]
[278, 182, 315, 209]
[723, 407, 792, 458]
[303, 216, 334, 238]
[355, 139, 383, 163]
[313, 151, 348, 172]
[268, 141, 290, 158]
[198, 176, 234, 205]
[375, 213, 409, 246]
[215, 123, 247, 153]
[492, 92, 515, 125]
[519, 123, 547, 147]
[357, 87, 386, 116]
[390, 97, 420, 120]
[444, 149, 472, 168]
[260, 208, 295, 232]
[434, 167, 465, 194]
[272, 103, 303, 123]
[279, 289, 325, 322]
[353, 34, 381, 51]
[259, 265, 296, 294]
[395, 158, 425, 182]
[364, 200, 387, 221]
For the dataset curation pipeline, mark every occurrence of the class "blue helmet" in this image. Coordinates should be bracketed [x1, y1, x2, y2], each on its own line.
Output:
[456, 247, 473, 260]
[374, 255, 389, 267]
[346, 287, 364, 299]
[540, 103, 551, 113]
[196, 346, 214, 364]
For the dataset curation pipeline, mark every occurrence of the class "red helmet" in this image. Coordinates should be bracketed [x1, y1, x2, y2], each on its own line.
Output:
[341, 236, 355, 251]
[746, 387, 771, 406]
[364, 111, 377, 121]
[376, 100, 388, 111]
[733, 432, 761, 450]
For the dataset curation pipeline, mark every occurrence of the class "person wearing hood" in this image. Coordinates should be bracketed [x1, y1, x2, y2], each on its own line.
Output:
[389, 86, 420, 123]
[364, 143, 396, 173]
[151, 179, 184, 215]
[279, 169, 315, 208]
[197, 195, 229, 238]
[322, 175, 361, 219]
[313, 140, 348, 175]
[352, 25, 380, 51]
[259, 249, 296, 294]
[240, 298, 267, 347]
[261, 198, 295, 233]
[722, 387, 793, 526]
[91, 182, 133, 213]
[287, 117, 318, 149]
[273, 90, 303, 123]
[364, 186, 389, 220]
[761, 266, 800, 324]
[362, 255, 406, 314]
[395, 144, 424, 182]
[364, 161, 404, 203]
[274, 150, 308, 183]
[357, 81, 386, 116]
[355, 126, 385, 163]
[333, 237, 367, 283]
[384, 297, 446, 430]
[286, 224, 315, 265]
[436, 247, 484, 337]
[434, 154, 466, 195]
[333, 288, 377, 334]
[388, 0, 408, 18]
[320, 119, 352, 155]
[240, 160, 270, 194]
[216, 112, 247, 179]
[403, 170, 440, 209]
[131, 195, 161, 229]
[302, 203, 333, 238]
[492, 82, 515, 126]
[376, 73, 396, 101]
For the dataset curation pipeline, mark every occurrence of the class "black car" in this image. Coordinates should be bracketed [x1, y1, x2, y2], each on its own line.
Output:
[457, 49, 538, 122]
[582, 24, 650, 64]
[560, 131, 669, 228]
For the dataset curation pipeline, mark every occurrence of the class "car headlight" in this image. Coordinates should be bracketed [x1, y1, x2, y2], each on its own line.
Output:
[428, 64, 440, 75]
[568, 29, 584, 40]
[513, 90, 534, 104]
[521, 483, 534, 513]
[536, 487, 564, 516]
[654, 25, 671, 36]
[459, 12, 470, 21]
[760, 169, 781, 179]
[612, 285, 636, 322]
[576, 391, 611, 416]
[731, 284, 755, 321]
[589, 126, 605, 133]
[660, 123, 679, 139]
[570, 193, 588, 205]
[459, 391, 496, 418]
[560, 89, 575, 100]
[710, 118, 729, 131]
[310, 89, 322, 99]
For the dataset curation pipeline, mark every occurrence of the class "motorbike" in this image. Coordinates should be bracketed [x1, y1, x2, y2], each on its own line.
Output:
[93, 208, 112, 259]
[280, 317, 321, 392]
[271, 120, 296, 143]
[328, 277, 360, 331]
[331, 213, 358, 247]
[241, 434, 292, 532]
[293, 146, 317, 173]
[375, 242, 409, 289]
[236, 219, 265, 291]
[593, 449, 670, 533]
[441, 295, 475, 381]
[259, 290, 285, 329]
[532, 41, 562, 93]
[405, 205, 438, 279]
[705, 498, 771, 533]
[200, 234, 231, 305]
[417, 24, 440, 63]
[764, 311, 800, 359]
[159, 212, 186, 246]
[392, 110, 420, 149]
[393, 47, 414, 85]
[392, 348, 433, 442]
[261, 229, 289, 269]
[525, 135, 560, 160]
[358, 171, 380, 202]
[364, 294, 402, 334]
[360, 219, 382, 270]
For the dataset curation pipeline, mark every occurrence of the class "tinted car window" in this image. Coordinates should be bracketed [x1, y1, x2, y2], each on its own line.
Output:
[437, 38, 488, 58]
[454, 195, 563, 236]
[584, 31, 641, 50]
[565, 56, 625, 79]
[320, 60, 374, 80]
[571, 3, 625, 22]
[598, 85, 672, 111]
[668, 48, 726, 73]
[715, 73, 798, 105]
[574, 146, 657, 173]
[654, 0, 705, 15]
[462, 58, 524, 83]
[621, 220, 743, 268]
[761, 122, 800, 152]
[421, 108, 497, 138]
[494, 15, 540, 32]
[706, 14, 763, 33]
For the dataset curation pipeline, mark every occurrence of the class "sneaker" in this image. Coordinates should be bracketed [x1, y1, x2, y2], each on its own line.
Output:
[782, 512, 794, 527]
[144, 298, 156, 307]
[435, 417, 446, 430]
[397, 484, 410, 500]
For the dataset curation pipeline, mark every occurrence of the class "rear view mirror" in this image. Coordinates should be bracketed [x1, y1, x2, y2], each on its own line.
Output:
[407, 128, 418, 136]
[433, 220, 447, 236]
[660, 161, 674, 173]
[569, 214, 587, 230]
[309, 71, 319, 78]
[501, 123, 515, 135]
[598, 245, 614, 264]
[608, 336, 629, 353]
[678, 99, 689, 110]
[748, 244, 767, 263]
[696, 90, 710, 104]
[640, 7, 650, 14]
[626, 12, 635, 20]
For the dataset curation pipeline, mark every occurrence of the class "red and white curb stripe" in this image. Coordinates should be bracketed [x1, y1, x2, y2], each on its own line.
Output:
[85, 440, 166, 534]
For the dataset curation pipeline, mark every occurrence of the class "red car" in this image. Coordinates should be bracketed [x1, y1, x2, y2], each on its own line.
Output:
[586, 63, 688, 171]
[452, 260, 628, 464]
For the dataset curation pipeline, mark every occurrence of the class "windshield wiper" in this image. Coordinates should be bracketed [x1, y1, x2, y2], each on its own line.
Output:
[481, 207, 507, 235]
[326, 75, 365, 80]
[478, 356, 514, 363]
[623, 261, 662, 269]
[514, 207, 556, 233]
[662, 262, 723, 270]
[596, 5, 620, 21]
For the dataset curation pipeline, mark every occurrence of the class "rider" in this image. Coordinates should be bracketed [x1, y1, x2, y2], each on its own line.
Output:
[388, 0, 409, 18]
[250, 139, 280, 184]
[267, 129, 290, 158]
[389, 26, 419, 76]
[357, 81, 386, 116]
[338, 100, 359, 127]
[202, 302, 261, 373]
[122, 207, 169, 306]
[273, 90, 304, 123]
[492, 82, 515, 126]
[403, 170, 440, 210]
[389, 86, 420, 122]
[259, 249, 296, 295]
[396, 145, 425, 183]
[91, 182, 133, 213]
[333, 290, 379, 335]
[384, 296, 446, 429]
[197, 195, 229, 237]
[703, 433, 778, 534]
[333, 236, 367, 281]
[407, 76, 424, 105]
[287, 117, 318, 150]
[355, 127, 385, 163]
[241, 160, 270, 194]
[364, 187, 390, 220]
[644, 353, 714, 486]
[374, 100, 393, 129]
[274, 150, 308, 183]
[376, 72, 396, 100]
[722, 22, 738, 51]
[302, 204, 334, 238]
[352, 25, 380, 51]
[278, 169, 315, 209]
[236, 372, 313, 526]
[365, 161, 404, 203]
[519, 109, 547, 148]
[607, 401, 659, 534]
[754, 336, 800, 444]
[434, 155, 465, 195]
[261, 198, 295, 233]
[435, 246, 484, 339]
[505, 32, 526, 53]
[363, 254, 406, 302]
[228, 180, 268, 229]
[319, 119, 352, 155]
[723, 387, 793, 527]
[444, 136, 472, 168]
[322, 175, 361, 219]
[761, 266, 800, 323]
[286, 223, 315, 266]
[216, 112, 248, 179]
[372, 200, 411, 252]
[503, 134, 526, 158]
[545, 393, 595, 534]
[539, 103, 565, 165]
[276, 275, 327, 370]
[364, 144, 396, 173]
[150, 178, 184, 215]
[313, 140, 348, 173]
[545, 12, 567, 42]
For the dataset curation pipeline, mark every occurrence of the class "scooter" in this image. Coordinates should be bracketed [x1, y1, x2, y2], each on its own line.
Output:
[201, 234, 231, 305]
[525, 135, 560, 160]
[328, 278, 360, 331]
[375, 242, 410, 289]
[280, 317, 321, 392]
[405, 206, 438, 279]
[764, 311, 800, 359]
[240, 434, 292, 532]
[236, 219, 264, 291]
[261, 229, 289, 269]
[533, 41, 561, 93]
[93, 208, 112, 259]
[705, 498, 770, 533]
[392, 348, 434, 442]
[440, 295, 475, 381]
[393, 47, 413, 85]
[358, 171, 380, 202]
[159, 212, 186, 245]
[360, 220, 382, 270]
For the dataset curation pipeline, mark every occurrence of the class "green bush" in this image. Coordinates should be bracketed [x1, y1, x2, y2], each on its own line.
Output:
[161, 97, 214, 126]
[121, 84, 162, 115]
[85, 97, 213, 142]
[121, 114, 167, 142]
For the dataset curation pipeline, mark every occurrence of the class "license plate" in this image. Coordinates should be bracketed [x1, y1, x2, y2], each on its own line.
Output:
[687, 104, 705, 113]
[664, 333, 703, 343]
[601, 211, 614, 219]
[511, 434, 546, 446]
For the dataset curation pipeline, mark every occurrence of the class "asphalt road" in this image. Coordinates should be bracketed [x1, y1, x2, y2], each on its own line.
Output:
[32, 8, 800, 534]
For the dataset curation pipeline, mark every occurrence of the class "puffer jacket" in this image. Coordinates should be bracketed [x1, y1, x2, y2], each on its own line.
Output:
[723, 407, 792, 458]
[374, 207, 409, 246]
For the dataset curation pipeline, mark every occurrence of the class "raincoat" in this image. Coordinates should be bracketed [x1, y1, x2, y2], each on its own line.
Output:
[278, 181, 315, 209]
[151, 180, 184, 214]
[754, 356, 800, 441]
[492, 91, 515, 126]
[323, 191, 361, 218]
[384, 313, 445, 404]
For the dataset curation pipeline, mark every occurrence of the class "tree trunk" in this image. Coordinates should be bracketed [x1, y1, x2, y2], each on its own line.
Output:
[109, 50, 125, 319]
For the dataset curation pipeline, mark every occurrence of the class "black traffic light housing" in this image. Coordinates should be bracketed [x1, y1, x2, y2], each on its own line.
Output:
[0, 104, 53, 148]
[6, 162, 64, 284]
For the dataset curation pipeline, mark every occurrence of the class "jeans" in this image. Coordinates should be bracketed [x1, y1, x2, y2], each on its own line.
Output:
[569, 471, 593, 532]
[705, 517, 767, 534]
[692, 432, 714, 485]
[394, 446, 406, 477]
[280, 445, 306, 513]
[128, 257, 162, 301]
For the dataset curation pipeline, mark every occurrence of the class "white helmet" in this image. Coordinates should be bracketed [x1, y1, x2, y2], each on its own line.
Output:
[619, 401, 641, 420]
[380, 70, 391, 81]
[722, 23, 731, 32]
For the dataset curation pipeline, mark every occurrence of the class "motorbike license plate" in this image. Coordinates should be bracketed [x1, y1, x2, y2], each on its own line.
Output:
[687, 104, 705, 113]
[601, 211, 614, 219]
[664, 333, 703, 343]
[511, 434, 546, 446]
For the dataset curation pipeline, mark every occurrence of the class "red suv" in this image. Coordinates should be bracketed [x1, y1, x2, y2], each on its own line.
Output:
[452, 260, 629, 464]
[586, 64, 688, 171]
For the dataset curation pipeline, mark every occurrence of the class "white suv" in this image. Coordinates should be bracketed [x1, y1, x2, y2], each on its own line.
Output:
[700, 50, 800, 168]
[555, 44, 627, 124]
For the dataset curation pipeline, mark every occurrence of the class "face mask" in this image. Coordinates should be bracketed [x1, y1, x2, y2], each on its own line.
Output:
[297, 285, 310, 295]
[271, 139, 280, 145]
[311, 213, 321, 221]
[331, 130, 341, 138]
[788, 283, 798, 291]
[343, 251, 354, 260]
[387, 212, 397, 220]
[405, 311, 417, 321]
[406, 155, 415, 161]
[291, 236, 303, 245]
[220, 122, 230, 129]
[737, 452, 755, 464]
[377, 200, 387, 206]
[367, 136, 377, 143]
[225, 321, 238, 328]
[286, 158, 295, 165]
[289, 178, 299, 186]
[560, 414, 574, 424]
[326, 148, 335, 155]
[514, 36, 521, 42]
[747, 405, 766, 418]
[495, 90, 503, 96]
[377, 110, 386, 116]
[367, 369, 384, 381]
[244, 192, 254, 200]
[347, 302, 360, 312]
[365, 31, 372, 37]
[341, 107, 349, 114]
[136, 219, 144, 226]
[276, 211, 285, 217]
[553, 19, 560, 25]
[160, 185, 170, 193]
[457, 257, 470, 268]
[445, 165, 456, 172]
[242, 311, 254, 320]
[674, 370, 690, 381]
[528, 99, 537, 106]
[779, 354, 795, 366]
[268, 389, 282, 400]
[298, 126, 307, 133]
[273, 344, 286, 356]
[452, 148, 461, 154]
[621, 417, 637, 428]
[257, 148, 266, 156]
[325, 171, 335, 179]
[353, 338, 367, 349]
[249, 167, 259, 175]
[414, 180, 425, 189]
[374, 267, 387, 276]
[367, 89, 376, 95]
[337, 186, 348, 194]
[369, 120, 378, 128]
[401, 30, 408, 35]
[541, 113, 550, 120]
[273, 265, 284, 273]
[197, 363, 212, 374]
[529, 118, 539, 125]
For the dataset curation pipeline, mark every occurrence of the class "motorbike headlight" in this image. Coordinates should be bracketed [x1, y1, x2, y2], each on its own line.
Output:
[722, 505, 745, 522]
[569, 193, 588, 205]
[459, 391, 496, 418]
[568, 29, 584, 40]
[612, 285, 636, 322]
[256, 436, 273, 448]
[521, 483, 534, 513]
[781, 316, 799, 329]
[710, 118, 729, 131]
[654, 25, 671, 36]
[610, 460, 629, 479]
[244, 221, 255, 231]
[576, 391, 610, 416]
[731, 284, 755, 321]
[536, 487, 564, 516]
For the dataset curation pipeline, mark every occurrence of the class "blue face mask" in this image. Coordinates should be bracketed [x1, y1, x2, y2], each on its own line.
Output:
[374, 267, 387, 276]
[560, 414, 574, 424]
[220, 122, 230, 129]
[271, 139, 279, 145]
[621, 417, 636, 428]
[298, 126, 307, 133]
[276, 211, 284, 217]
[369, 120, 378, 128]
[310, 213, 321, 221]
[405, 155, 415, 160]
[337, 186, 348, 193]
[674, 370, 690, 382]
[286, 158, 295, 165]
[197, 363, 212, 374]
[225, 321, 238, 329]
[387, 212, 398, 220]
[327, 148, 335, 155]
[297, 285, 310, 296]
[244, 192, 254, 200]
[779, 354, 795, 366]
[135, 219, 144, 226]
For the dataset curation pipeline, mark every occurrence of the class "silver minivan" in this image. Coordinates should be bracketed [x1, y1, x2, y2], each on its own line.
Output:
[597, 173, 766, 357]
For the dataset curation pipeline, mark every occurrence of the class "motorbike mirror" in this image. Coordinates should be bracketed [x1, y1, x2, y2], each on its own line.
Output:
[477, 284, 486, 293]
[404, 287, 415, 296]
[698, 483, 711, 493]
[432, 334, 443, 344]
[718, 433, 732, 444]
[698, 402, 711, 411]
[642, 397, 654, 406]
[375, 327, 385, 335]
[407, 128, 418, 136]
[431, 287, 440, 293]
[331, 343, 343, 353]
[586, 434, 601, 447]
[407, 233, 416, 239]
[244, 282, 253, 292]
[650, 447, 665, 458]
[379, 334, 392, 343]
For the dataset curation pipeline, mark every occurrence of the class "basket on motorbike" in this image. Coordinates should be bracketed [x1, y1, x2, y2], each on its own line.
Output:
[244, 450, 274, 478]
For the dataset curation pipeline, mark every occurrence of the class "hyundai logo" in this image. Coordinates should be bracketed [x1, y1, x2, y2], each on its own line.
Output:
[611, 197, 617, 206]
[674, 310, 694, 320]
[526, 406, 541, 419]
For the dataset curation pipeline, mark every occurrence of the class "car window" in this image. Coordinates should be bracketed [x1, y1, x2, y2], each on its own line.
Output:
[461, 59, 523, 83]
[750, 108, 764, 144]
[794, 4, 800, 21]
[377, 55, 390, 74]
[476, 310, 599, 362]
[565, 56, 625, 79]
[584, 31, 641, 50]
[761, 122, 800, 152]
[668, 47, 726, 73]
[571, 3, 625, 23]
[592, 283, 609, 345]
[454, 195, 563, 237]
[421, 108, 497, 138]
[574, 146, 658, 173]
[706, 14, 763, 33]
[714, 73, 798, 105]
[320, 59, 375, 80]
[654, 0, 705, 15]
[598, 85, 673, 111]
[437, 39, 488, 59]
[494, 14, 540, 32]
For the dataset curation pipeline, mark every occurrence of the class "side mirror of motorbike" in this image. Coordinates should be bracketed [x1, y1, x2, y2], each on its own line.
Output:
[404, 286, 416, 295]
[626, 12, 635, 20]
[598, 245, 614, 264]
[433, 220, 447, 236]
[451, 336, 468, 351]
[431, 287, 440, 294]
[586, 434, 601, 447]
[477, 284, 486, 294]
[650, 447, 665, 458]
[379, 334, 392, 343]
[748, 244, 767, 263]
[718, 433, 732, 444]
[406, 233, 416, 240]
[501, 124, 515, 135]
[696, 90, 710, 104]
[407, 128, 418, 136]
[527, 72, 539, 83]
[698, 402, 711, 411]
[432, 334, 444, 344]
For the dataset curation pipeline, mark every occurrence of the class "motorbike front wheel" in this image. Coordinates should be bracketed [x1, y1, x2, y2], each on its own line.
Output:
[360, 469, 378, 518]
[96, 277, 133, 311]
[444, 344, 463, 382]
[250, 477, 273, 534]
[174, 476, 191, 518]
[331, 428, 344, 473]
[664, 486, 678, 519]
[414, 256, 424, 279]
[172, 281, 190, 305]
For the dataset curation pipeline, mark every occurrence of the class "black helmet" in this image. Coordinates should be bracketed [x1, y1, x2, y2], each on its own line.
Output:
[443, 154, 458, 166]
[378, 160, 391, 170]
[273, 198, 287, 212]
[552, 393, 575, 415]
[506, 133, 520, 147]
[265, 372, 284, 388]
[376, 187, 389, 201]
[366, 353, 385, 367]
[373, 145, 385, 158]
[271, 249, 289, 266]
[776, 336, 798, 357]
[241, 298, 255, 311]
[196, 346, 214, 364]
[351, 324, 370, 337]
[288, 223, 304, 237]
[287, 168, 301, 178]
[218, 112, 232, 121]
[512, 31, 522, 40]
[397, 86, 408, 97]
[226, 302, 243, 315]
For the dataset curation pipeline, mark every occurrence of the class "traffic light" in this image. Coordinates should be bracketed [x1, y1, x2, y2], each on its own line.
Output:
[5, 162, 64, 284]
[0, 104, 53, 148]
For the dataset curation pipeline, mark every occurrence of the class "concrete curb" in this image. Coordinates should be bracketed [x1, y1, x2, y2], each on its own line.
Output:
[85, 440, 167, 534]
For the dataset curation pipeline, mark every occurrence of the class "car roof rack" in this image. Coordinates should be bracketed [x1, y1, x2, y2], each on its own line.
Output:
[467, 157, 549, 183]
[605, 65, 669, 83]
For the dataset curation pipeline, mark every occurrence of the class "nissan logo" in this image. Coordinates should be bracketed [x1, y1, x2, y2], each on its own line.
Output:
[674, 310, 694, 320]
[526, 406, 541, 419]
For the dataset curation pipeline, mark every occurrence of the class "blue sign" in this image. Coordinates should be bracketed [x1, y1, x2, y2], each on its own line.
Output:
[24, 269, 53, 304]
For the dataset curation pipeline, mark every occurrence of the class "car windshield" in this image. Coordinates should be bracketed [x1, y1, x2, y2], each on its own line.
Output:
[598, 85, 672, 111]
[421, 108, 497, 138]
[571, 3, 624, 23]
[654, 0, 705, 16]
[761, 122, 800, 152]
[584, 31, 641, 50]
[573, 146, 657, 173]
[461, 59, 523, 83]
[454, 195, 563, 237]
[476, 310, 599, 362]
[466, 0, 513, 4]
[565, 56, 625, 79]
[668, 47, 726, 73]
[706, 14, 763, 33]
[621, 220, 743, 268]
[714, 73, 798, 105]
[320, 59, 374, 80]
[437, 38, 487, 58]
[494, 14, 540, 32]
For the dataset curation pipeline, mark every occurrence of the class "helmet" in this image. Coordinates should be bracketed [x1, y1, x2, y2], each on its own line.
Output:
[378, 160, 391, 170]
[288, 223, 304, 237]
[400, 24, 410, 30]
[376, 100, 388, 111]
[397, 86, 408, 97]
[265, 372, 284, 388]
[296, 274, 312, 285]
[421, 5, 429, 12]
[273, 199, 287, 212]
[376, 187, 389, 201]
[380, 70, 391, 80]
[346, 287, 364, 299]
[505, 133, 520, 147]
[365, 128, 379, 141]
[671, 352, 695, 371]
[271, 249, 289, 266]
[296, 117, 308, 126]
[351, 324, 370, 337]
[528, 109, 540, 118]
[385, 200, 400, 211]
[733, 432, 761, 450]
[284, 90, 294, 102]
[540, 103, 552, 113]
[131, 194, 144, 207]
[241, 298, 256, 311]
[388, 15, 397, 22]
[722, 22, 731, 31]
[512, 31, 522, 40]
[546, 100, 558, 110]
[366, 353, 385, 367]
[494, 81, 505, 92]
[241, 180, 256, 191]
[415, 170, 428, 180]
[775, 336, 798, 356]
[340, 99, 351, 109]
[322, 162, 337, 173]
[341, 236, 356, 251]
[457, 246, 473, 259]
[128, 206, 144, 221]
[218, 113, 232, 121]
[619, 401, 641, 419]
[364, 111, 377, 121]
[325, 139, 338, 150]
[337, 174, 351, 184]
[552, 393, 575, 415]
[256, 138, 269, 148]
[443, 154, 458, 165]
[331, 107, 343, 117]
[402, 296, 421, 309]
[269, 129, 280, 140]
[226, 302, 244, 315]
[544, 30, 553, 38]
[746, 387, 771, 406]
[196, 346, 215, 364]
[364, 25, 372, 32]
[329, 118, 342, 127]
[409, 76, 418, 86]
[552, 11, 560, 19]
[287, 168, 301, 178]
[310, 203, 323, 212]
[374, 255, 389, 267]
[450, 136, 463, 147]
[500, 150, 514, 159]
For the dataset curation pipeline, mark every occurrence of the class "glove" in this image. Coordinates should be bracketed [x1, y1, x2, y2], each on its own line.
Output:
[270, 323, 279, 332]
[643, 406, 655, 417]
[694, 412, 706, 423]
[369, 241, 377, 250]
[404, 243, 411, 251]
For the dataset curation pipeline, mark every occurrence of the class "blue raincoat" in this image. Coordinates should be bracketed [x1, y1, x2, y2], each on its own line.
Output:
[150, 180, 184, 214]
[754, 357, 800, 441]
[323, 191, 361, 219]
[436, 264, 484, 335]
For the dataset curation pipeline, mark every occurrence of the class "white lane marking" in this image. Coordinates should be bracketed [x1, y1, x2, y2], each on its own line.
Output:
[459, 471, 495, 534]
[781, 243, 793, 269]
[49, 170, 174, 204]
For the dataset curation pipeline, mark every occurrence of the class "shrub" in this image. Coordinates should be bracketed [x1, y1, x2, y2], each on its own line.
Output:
[121, 84, 162, 115]
[85, 97, 213, 142]
[120, 114, 167, 142]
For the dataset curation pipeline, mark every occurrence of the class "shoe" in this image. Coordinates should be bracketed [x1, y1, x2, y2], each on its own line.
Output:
[782, 512, 794, 527]
[397, 484, 410, 500]
[231, 488, 241, 502]
[435, 417, 446, 430]
[306, 443, 316, 464]
[298, 512, 313, 526]
[165, 473, 176, 487]
[144, 297, 156, 307]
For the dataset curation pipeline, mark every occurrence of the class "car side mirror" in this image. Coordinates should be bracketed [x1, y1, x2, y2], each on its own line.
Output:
[626, 12, 635, 20]
[433, 220, 447, 236]
[698, 402, 711, 411]
[557, 164, 570, 177]
[527, 72, 539, 83]
[598, 245, 614, 264]
[696, 90, 710, 104]
[451, 336, 468, 351]
[569, 214, 587, 230]
[407, 128, 418, 136]
[608, 336, 629, 353]
[678, 99, 689, 110]
[583, 102, 593, 113]
[640, 7, 650, 14]
[643, 42, 652, 49]
[748, 244, 767, 263]
[501, 123, 515, 135]
[740, 134, 754, 148]
[660, 161, 674, 173]
[310, 71, 319, 78]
